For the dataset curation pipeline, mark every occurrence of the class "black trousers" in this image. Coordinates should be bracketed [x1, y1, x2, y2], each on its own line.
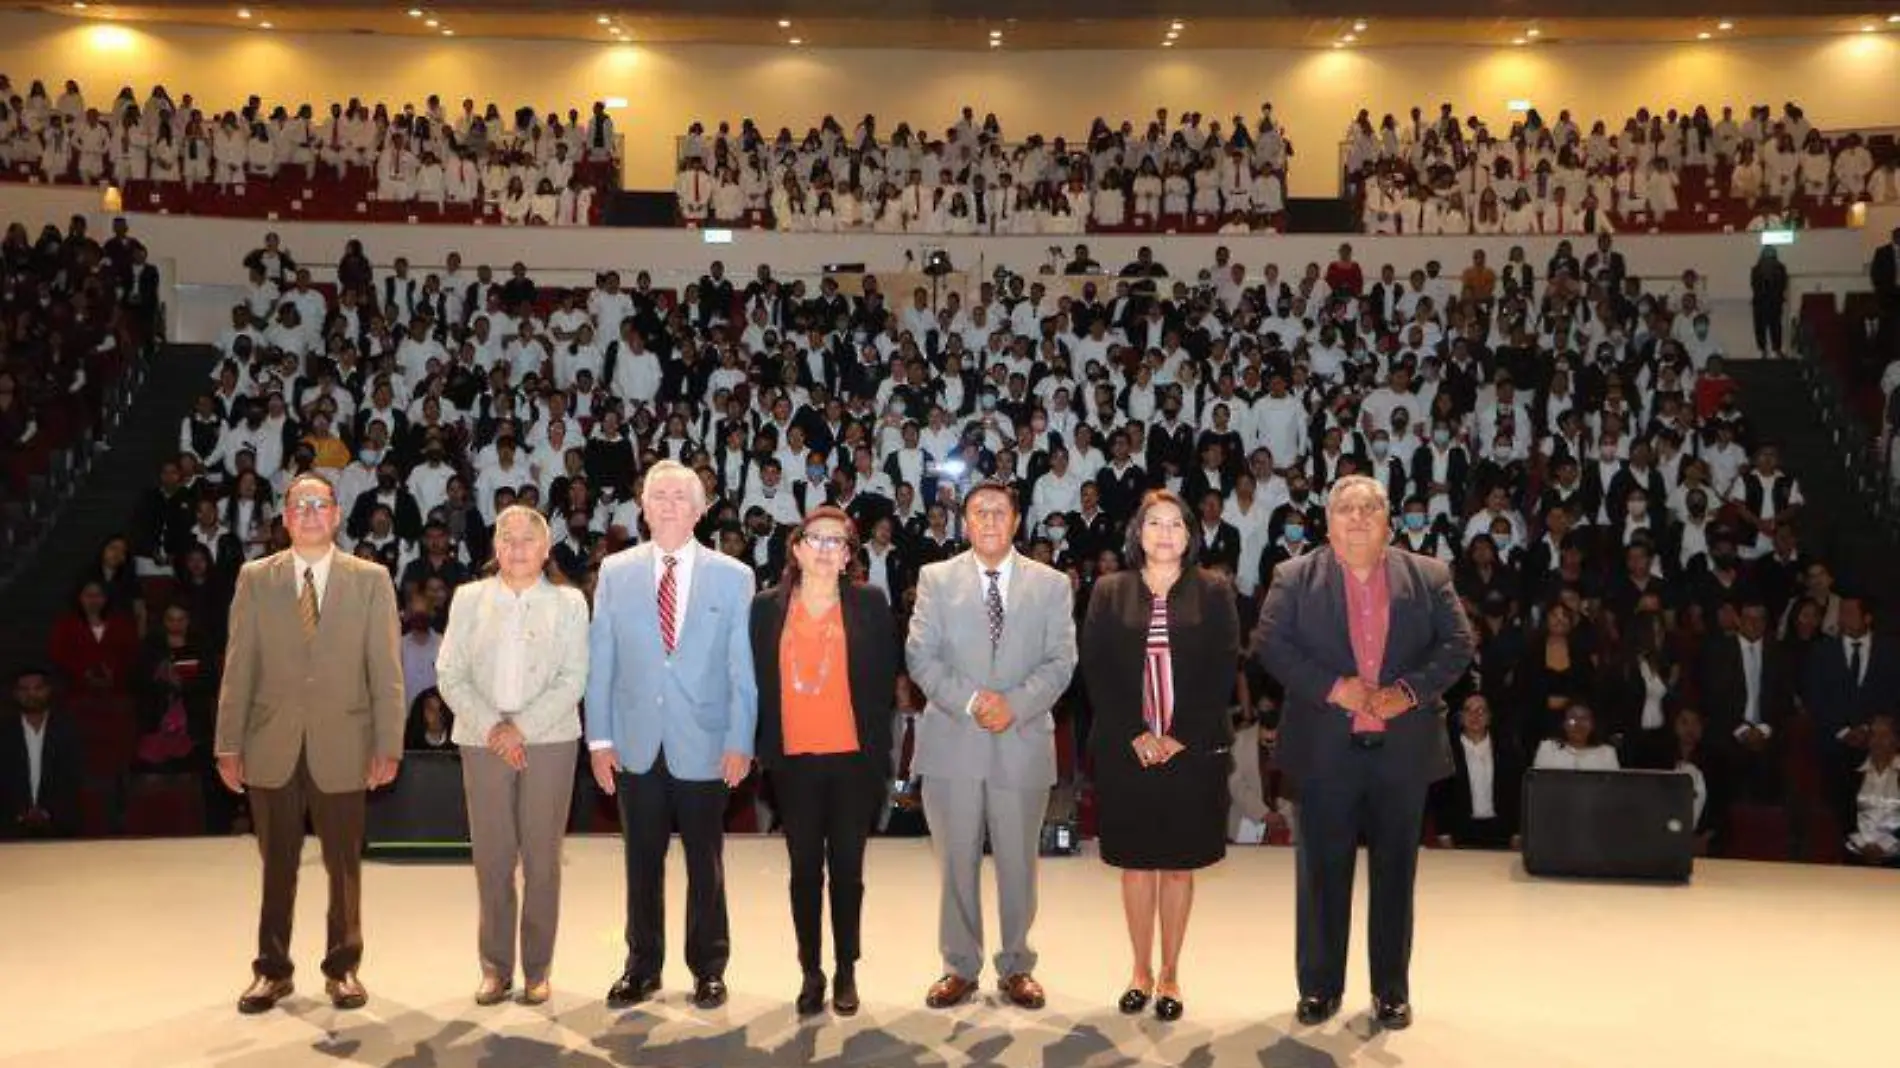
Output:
[615, 751, 730, 981]
[248, 751, 366, 981]
[1452, 815, 1514, 851]
[1752, 300, 1785, 354]
[1292, 745, 1430, 1003]
[772, 751, 886, 973]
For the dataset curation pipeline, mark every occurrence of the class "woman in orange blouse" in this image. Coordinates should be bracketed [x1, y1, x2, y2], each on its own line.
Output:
[749, 506, 898, 1019]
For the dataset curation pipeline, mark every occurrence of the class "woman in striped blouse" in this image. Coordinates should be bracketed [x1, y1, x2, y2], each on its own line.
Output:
[1081, 489, 1240, 1023]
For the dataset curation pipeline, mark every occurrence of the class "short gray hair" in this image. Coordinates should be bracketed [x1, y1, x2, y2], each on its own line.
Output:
[493, 504, 551, 544]
[641, 459, 707, 510]
[1327, 474, 1389, 515]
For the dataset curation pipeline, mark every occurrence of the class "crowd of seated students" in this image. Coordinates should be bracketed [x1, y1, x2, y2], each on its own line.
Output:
[0, 214, 154, 543]
[0, 77, 615, 224]
[1348, 101, 1897, 236]
[19, 222, 1895, 862]
[674, 106, 1292, 234]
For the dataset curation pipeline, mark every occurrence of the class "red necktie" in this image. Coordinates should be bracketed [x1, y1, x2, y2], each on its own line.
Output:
[658, 554, 679, 654]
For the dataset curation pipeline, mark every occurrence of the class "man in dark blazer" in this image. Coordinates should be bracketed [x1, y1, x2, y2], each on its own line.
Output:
[1872, 226, 1899, 357]
[1803, 596, 1900, 783]
[1254, 474, 1475, 1032]
[1700, 601, 1796, 802]
[1, 667, 85, 839]
[1194, 490, 1243, 573]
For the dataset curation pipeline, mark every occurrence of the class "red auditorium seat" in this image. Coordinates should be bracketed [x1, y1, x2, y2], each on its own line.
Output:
[122, 773, 206, 838]
[1724, 803, 1792, 862]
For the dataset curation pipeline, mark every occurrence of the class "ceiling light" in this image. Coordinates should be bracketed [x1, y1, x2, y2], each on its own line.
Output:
[1171, 20, 1184, 29]
[1526, 27, 1541, 37]
[258, 21, 272, 28]
[442, 28, 453, 35]
[777, 17, 791, 26]
[1718, 20, 1734, 29]
[1862, 23, 1877, 31]
[425, 18, 438, 27]
[990, 29, 1001, 37]
[1353, 18, 1367, 31]
[1164, 40, 1176, 47]
[1697, 31, 1711, 38]
[1342, 33, 1356, 42]
[407, 7, 422, 16]
[1889, 14, 1900, 23]
[597, 15, 610, 24]
[1330, 41, 1343, 48]
[788, 36, 802, 44]
[1166, 30, 1179, 39]
[1511, 37, 1526, 44]
[989, 39, 1001, 46]
[237, 8, 251, 17]
[71, 1, 86, 8]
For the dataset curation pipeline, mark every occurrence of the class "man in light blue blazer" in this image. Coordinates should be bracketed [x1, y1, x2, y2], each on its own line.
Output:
[906, 481, 1078, 1012]
[585, 460, 758, 1011]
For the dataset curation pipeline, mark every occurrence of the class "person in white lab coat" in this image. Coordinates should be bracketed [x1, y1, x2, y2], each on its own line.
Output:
[676, 157, 713, 221]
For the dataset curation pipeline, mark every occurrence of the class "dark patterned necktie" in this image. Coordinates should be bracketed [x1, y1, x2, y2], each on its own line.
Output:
[299, 568, 320, 641]
[985, 569, 1004, 651]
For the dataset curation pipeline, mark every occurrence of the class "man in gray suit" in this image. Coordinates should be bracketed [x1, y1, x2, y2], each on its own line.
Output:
[906, 481, 1077, 1011]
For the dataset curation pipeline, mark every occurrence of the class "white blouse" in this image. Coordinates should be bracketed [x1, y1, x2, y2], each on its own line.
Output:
[1533, 740, 1621, 772]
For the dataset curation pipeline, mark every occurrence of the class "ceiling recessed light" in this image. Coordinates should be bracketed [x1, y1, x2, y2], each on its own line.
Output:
[442, 28, 453, 35]
[1330, 41, 1343, 48]
[1889, 14, 1900, 23]
[237, 8, 251, 17]
[989, 39, 1001, 46]
[597, 15, 610, 24]
[989, 29, 1001, 37]
[407, 8, 422, 16]
[788, 36, 801, 44]
[1352, 18, 1367, 31]
[1164, 40, 1175, 47]
[1862, 23, 1877, 31]
[425, 18, 438, 27]
[1166, 30, 1179, 38]
[777, 17, 791, 26]
[1718, 19, 1734, 29]
[1342, 33, 1356, 42]
[258, 21, 272, 28]
[71, 1, 86, 8]
[1511, 36, 1526, 44]
[1171, 20, 1184, 29]
[1526, 27, 1541, 37]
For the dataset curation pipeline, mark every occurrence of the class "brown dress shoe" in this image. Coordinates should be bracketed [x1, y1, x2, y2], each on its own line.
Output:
[237, 976, 293, 1015]
[474, 974, 513, 1006]
[997, 973, 1046, 1010]
[325, 973, 369, 1010]
[925, 973, 978, 1009]
[520, 979, 552, 1006]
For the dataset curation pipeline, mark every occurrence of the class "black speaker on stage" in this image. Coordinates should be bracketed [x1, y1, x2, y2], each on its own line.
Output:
[365, 750, 471, 859]
[1520, 768, 1695, 882]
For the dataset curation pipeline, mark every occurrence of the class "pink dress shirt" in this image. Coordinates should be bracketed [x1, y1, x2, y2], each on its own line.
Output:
[1335, 553, 1392, 734]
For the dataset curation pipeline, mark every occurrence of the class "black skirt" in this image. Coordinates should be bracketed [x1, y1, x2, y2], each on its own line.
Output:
[1094, 736, 1230, 871]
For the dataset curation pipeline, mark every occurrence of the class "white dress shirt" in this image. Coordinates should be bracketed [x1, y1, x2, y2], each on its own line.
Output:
[1461, 733, 1497, 820]
[22, 716, 47, 806]
[1640, 659, 1669, 731]
[1736, 637, 1770, 739]
[1849, 757, 1900, 853]
[292, 546, 336, 605]
[964, 552, 1016, 717]
[489, 582, 540, 715]
[653, 538, 701, 646]
[1533, 740, 1621, 772]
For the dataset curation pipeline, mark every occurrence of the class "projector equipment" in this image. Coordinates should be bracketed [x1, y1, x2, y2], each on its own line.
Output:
[923, 248, 954, 276]
[1520, 768, 1695, 882]
[821, 262, 867, 274]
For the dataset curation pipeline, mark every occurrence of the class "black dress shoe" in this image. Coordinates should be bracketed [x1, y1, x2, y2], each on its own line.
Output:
[1296, 994, 1342, 1026]
[1154, 995, 1183, 1022]
[832, 970, 859, 1017]
[693, 976, 728, 1009]
[1117, 988, 1151, 1015]
[796, 971, 826, 1016]
[237, 976, 293, 1015]
[606, 971, 661, 1008]
[1374, 999, 1413, 1030]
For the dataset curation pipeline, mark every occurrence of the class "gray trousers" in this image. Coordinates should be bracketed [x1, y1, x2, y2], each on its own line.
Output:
[461, 741, 577, 983]
[921, 775, 1049, 980]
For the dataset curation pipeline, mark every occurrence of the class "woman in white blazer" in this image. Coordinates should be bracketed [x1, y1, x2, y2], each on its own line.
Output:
[435, 505, 590, 1007]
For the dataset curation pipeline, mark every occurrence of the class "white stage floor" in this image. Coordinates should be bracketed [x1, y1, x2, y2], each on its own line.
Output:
[0, 835, 1884, 1068]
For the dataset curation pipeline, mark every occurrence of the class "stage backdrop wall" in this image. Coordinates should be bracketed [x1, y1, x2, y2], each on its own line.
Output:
[3, 10, 1900, 198]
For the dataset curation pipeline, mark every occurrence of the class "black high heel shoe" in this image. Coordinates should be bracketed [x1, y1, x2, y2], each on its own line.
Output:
[1154, 994, 1183, 1022]
[1118, 987, 1152, 1015]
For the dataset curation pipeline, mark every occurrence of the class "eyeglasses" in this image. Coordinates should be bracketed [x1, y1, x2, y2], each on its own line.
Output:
[802, 533, 850, 552]
[286, 499, 336, 516]
[1332, 501, 1385, 518]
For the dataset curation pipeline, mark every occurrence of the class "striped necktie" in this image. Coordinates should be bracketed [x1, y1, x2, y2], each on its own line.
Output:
[299, 567, 320, 640]
[658, 555, 679, 654]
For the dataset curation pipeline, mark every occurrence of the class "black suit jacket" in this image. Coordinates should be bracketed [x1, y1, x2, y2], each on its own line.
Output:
[1080, 569, 1240, 775]
[0, 712, 86, 838]
[1198, 520, 1243, 573]
[1431, 729, 1525, 841]
[1254, 547, 1476, 791]
[1873, 244, 1898, 299]
[1700, 634, 1795, 740]
[1803, 634, 1900, 744]
[748, 583, 899, 776]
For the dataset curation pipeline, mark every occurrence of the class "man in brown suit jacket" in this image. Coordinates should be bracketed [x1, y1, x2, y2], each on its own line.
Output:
[215, 472, 404, 1014]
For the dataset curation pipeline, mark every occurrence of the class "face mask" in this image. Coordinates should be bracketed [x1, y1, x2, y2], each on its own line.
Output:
[1432, 428, 1451, 447]
[1494, 534, 1514, 552]
[1371, 440, 1390, 458]
[1492, 446, 1512, 462]
[1047, 526, 1067, 542]
[1284, 523, 1305, 542]
[1404, 513, 1427, 531]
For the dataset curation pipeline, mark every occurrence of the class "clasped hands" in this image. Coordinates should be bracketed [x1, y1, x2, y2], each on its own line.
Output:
[970, 689, 1016, 733]
[1331, 677, 1412, 723]
[589, 746, 752, 794]
[1131, 731, 1185, 768]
